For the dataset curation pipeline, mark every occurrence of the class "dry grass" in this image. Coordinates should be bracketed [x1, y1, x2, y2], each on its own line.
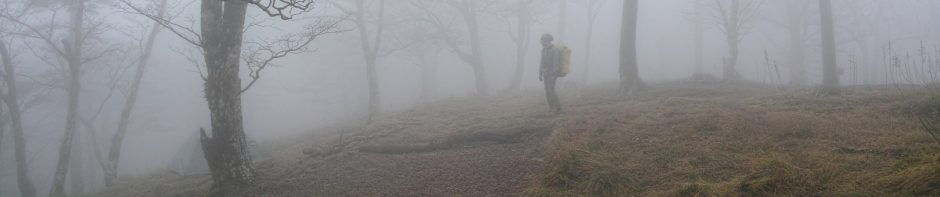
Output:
[95, 81, 940, 196]
[528, 82, 940, 196]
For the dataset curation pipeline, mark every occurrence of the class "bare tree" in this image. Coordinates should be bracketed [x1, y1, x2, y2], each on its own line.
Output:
[330, 0, 388, 124]
[0, 0, 99, 195]
[409, 0, 490, 95]
[581, 0, 606, 83]
[0, 38, 36, 197]
[122, 0, 341, 194]
[783, 1, 812, 86]
[818, 0, 840, 95]
[93, 0, 168, 186]
[619, 0, 641, 95]
[692, 0, 705, 78]
[707, 0, 763, 80]
[497, 0, 550, 91]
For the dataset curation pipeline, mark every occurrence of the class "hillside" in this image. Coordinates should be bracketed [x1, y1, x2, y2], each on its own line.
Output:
[97, 81, 940, 196]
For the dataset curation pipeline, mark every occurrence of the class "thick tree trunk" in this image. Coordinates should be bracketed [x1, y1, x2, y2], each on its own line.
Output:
[619, 0, 641, 95]
[104, 0, 166, 186]
[50, 0, 85, 196]
[199, 0, 255, 194]
[818, 0, 840, 95]
[0, 40, 36, 197]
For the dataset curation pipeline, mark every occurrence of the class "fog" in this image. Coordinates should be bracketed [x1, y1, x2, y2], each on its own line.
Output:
[1, 0, 939, 196]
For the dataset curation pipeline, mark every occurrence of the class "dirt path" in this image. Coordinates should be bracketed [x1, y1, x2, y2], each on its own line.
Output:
[252, 128, 548, 197]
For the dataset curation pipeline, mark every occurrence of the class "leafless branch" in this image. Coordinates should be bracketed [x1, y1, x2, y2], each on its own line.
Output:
[241, 0, 316, 20]
[240, 18, 346, 94]
[119, 0, 202, 47]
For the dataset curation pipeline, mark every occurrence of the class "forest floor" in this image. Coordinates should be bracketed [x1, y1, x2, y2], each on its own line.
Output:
[96, 79, 940, 197]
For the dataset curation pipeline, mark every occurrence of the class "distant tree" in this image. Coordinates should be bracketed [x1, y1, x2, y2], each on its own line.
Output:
[409, 0, 491, 95]
[556, 0, 568, 42]
[782, 0, 813, 86]
[817, 0, 840, 96]
[619, 0, 642, 95]
[707, 0, 763, 80]
[330, 0, 389, 124]
[497, 0, 551, 91]
[0, 37, 36, 197]
[581, 0, 606, 83]
[693, 0, 705, 78]
[0, 0, 97, 195]
[90, 0, 168, 186]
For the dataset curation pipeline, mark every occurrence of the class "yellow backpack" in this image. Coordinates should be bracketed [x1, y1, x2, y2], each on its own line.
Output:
[556, 44, 572, 77]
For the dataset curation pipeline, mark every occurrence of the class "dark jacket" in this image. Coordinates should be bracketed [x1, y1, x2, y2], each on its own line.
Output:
[540, 44, 563, 77]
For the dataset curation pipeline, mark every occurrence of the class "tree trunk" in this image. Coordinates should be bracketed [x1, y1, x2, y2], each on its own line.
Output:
[464, 0, 488, 95]
[557, 0, 567, 42]
[0, 40, 36, 197]
[354, 0, 385, 124]
[619, 0, 641, 95]
[69, 134, 84, 196]
[199, 0, 255, 194]
[722, 0, 741, 80]
[508, 2, 531, 91]
[583, 0, 601, 84]
[419, 54, 436, 103]
[693, 0, 704, 77]
[818, 0, 840, 95]
[103, 0, 166, 186]
[785, 0, 806, 86]
[50, 0, 85, 196]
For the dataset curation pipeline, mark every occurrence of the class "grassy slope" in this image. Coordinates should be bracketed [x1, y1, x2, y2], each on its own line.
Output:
[97, 81, 940, 196]
[528, 81, 940, 196]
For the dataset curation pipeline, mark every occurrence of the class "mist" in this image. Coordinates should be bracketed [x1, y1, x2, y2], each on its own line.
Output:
[2, 0, 940, 196]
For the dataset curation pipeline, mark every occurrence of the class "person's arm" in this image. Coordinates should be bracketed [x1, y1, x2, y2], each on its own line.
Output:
[539, 50, 546, 81]
[550, 48, 562, 74]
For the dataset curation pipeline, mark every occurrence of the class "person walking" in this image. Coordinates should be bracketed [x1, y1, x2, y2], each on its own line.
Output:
[539, 34, 563, 113]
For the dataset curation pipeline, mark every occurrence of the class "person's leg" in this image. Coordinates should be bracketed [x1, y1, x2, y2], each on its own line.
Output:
[543, 77, 555, 111]
[546, 76, 560, 112]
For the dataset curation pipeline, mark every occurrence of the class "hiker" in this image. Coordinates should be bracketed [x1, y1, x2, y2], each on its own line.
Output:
[540, 34, 563, 113]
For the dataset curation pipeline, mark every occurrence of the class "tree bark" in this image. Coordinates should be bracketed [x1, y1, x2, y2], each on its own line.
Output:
[50, 0, 85, 196]
[619, 0, 641, 95]
[199, 0, 256, 194]
[103, 0, 167, 186]
[0, 40, 36, 197]
[818, 0, 840, 95]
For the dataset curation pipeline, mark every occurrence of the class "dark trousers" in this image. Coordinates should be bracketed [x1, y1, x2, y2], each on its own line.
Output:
[543, 76, 561, 112]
